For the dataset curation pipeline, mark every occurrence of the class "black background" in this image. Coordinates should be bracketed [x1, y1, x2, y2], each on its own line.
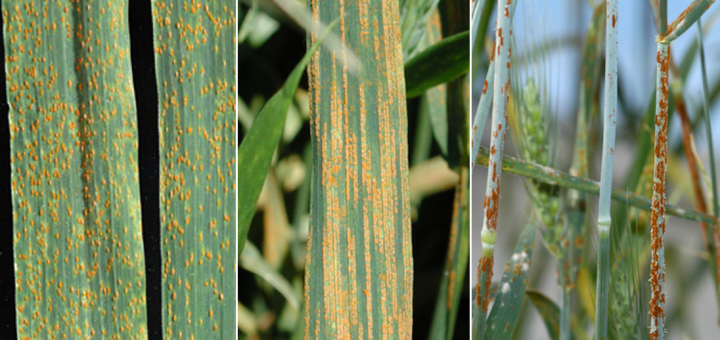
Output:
[0, 1, 164, 338]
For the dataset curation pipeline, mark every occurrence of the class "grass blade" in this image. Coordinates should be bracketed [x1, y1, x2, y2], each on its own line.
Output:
[304, 0, 413, 337]
[405, 31, 469, 98]
[526, 290, 562, 340]
[153, 1, 237, 337]
[471, 0, 498, 56]
[240, 241, 300, 309]
[429, 168, 469, 339]
[474, 147, 716, 224]
[484, 220, 538, 340]
[422, 10, 449, 156]
[4, 0, 148, 337]
[559, 4, 606, 339]
[237, 20, 336, 253]
[470, 0, 483, 51]
[659, 0, 715, 44]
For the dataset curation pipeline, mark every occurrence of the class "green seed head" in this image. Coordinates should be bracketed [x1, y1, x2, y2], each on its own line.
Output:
[539, 152, 549, 166]
[550, 198, 560, 215]
[541, 214, 553, 227]
[538, 192, 549, 204]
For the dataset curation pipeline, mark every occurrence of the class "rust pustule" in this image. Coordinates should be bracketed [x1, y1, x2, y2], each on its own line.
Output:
[478, 257, 494, 311]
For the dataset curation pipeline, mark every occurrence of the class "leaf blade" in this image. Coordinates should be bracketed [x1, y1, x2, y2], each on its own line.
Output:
[153, 1, 237, 337]
[526, 290, 562, 340]
[305, 0, 413, 337]
[236, 19, 337, 253]
[5, 0, 148, 337]
[405, 31, 469, 98]
[485, 221, 537, 340]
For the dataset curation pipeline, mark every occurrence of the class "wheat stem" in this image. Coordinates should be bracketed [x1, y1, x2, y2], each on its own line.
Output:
[649, 1, 669, 338]
[470, 1, 517, 175]
[595, 1, 618, 338]
[474, 1, 514, 338]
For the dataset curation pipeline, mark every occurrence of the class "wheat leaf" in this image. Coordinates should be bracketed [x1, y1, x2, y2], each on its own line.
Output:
[153, 0, 237, 337]
[4, 0, 148, 337]
[237, 19, 337, 253]
[526, 290, 563, 340]
[484, 220, 537, 340]
[304, 0, 413, 337]
[405, 31, 469, 98]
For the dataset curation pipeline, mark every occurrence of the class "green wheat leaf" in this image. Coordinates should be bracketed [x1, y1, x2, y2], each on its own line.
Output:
[423, 9, 448, 156]
[304, 0, 413, 338]
[526, 290, 562, 340]
[660, 0, 715, 44]
[4, 0, 148, 337]
[405, 31, 469, 98]
[475, 146, 716, 224]
[429, 169, 469, 340]
[152, 0, 236, 337]
[236, 19, 337, 254]
[485, 221, 537, 340]
[240, 241, 300, 309]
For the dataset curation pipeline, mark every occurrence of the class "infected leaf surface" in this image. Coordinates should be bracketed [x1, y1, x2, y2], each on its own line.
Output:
[526, 290, 562, 340]
[4, 0, 148, 338]
[429, 168, 469, 339]
[485, 221, 537, 340]
[305, 0, 413, 338]
[151, 0, 237, 338]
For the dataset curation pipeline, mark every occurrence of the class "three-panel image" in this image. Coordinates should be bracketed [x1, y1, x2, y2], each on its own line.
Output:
[1, 0, 719, 339]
